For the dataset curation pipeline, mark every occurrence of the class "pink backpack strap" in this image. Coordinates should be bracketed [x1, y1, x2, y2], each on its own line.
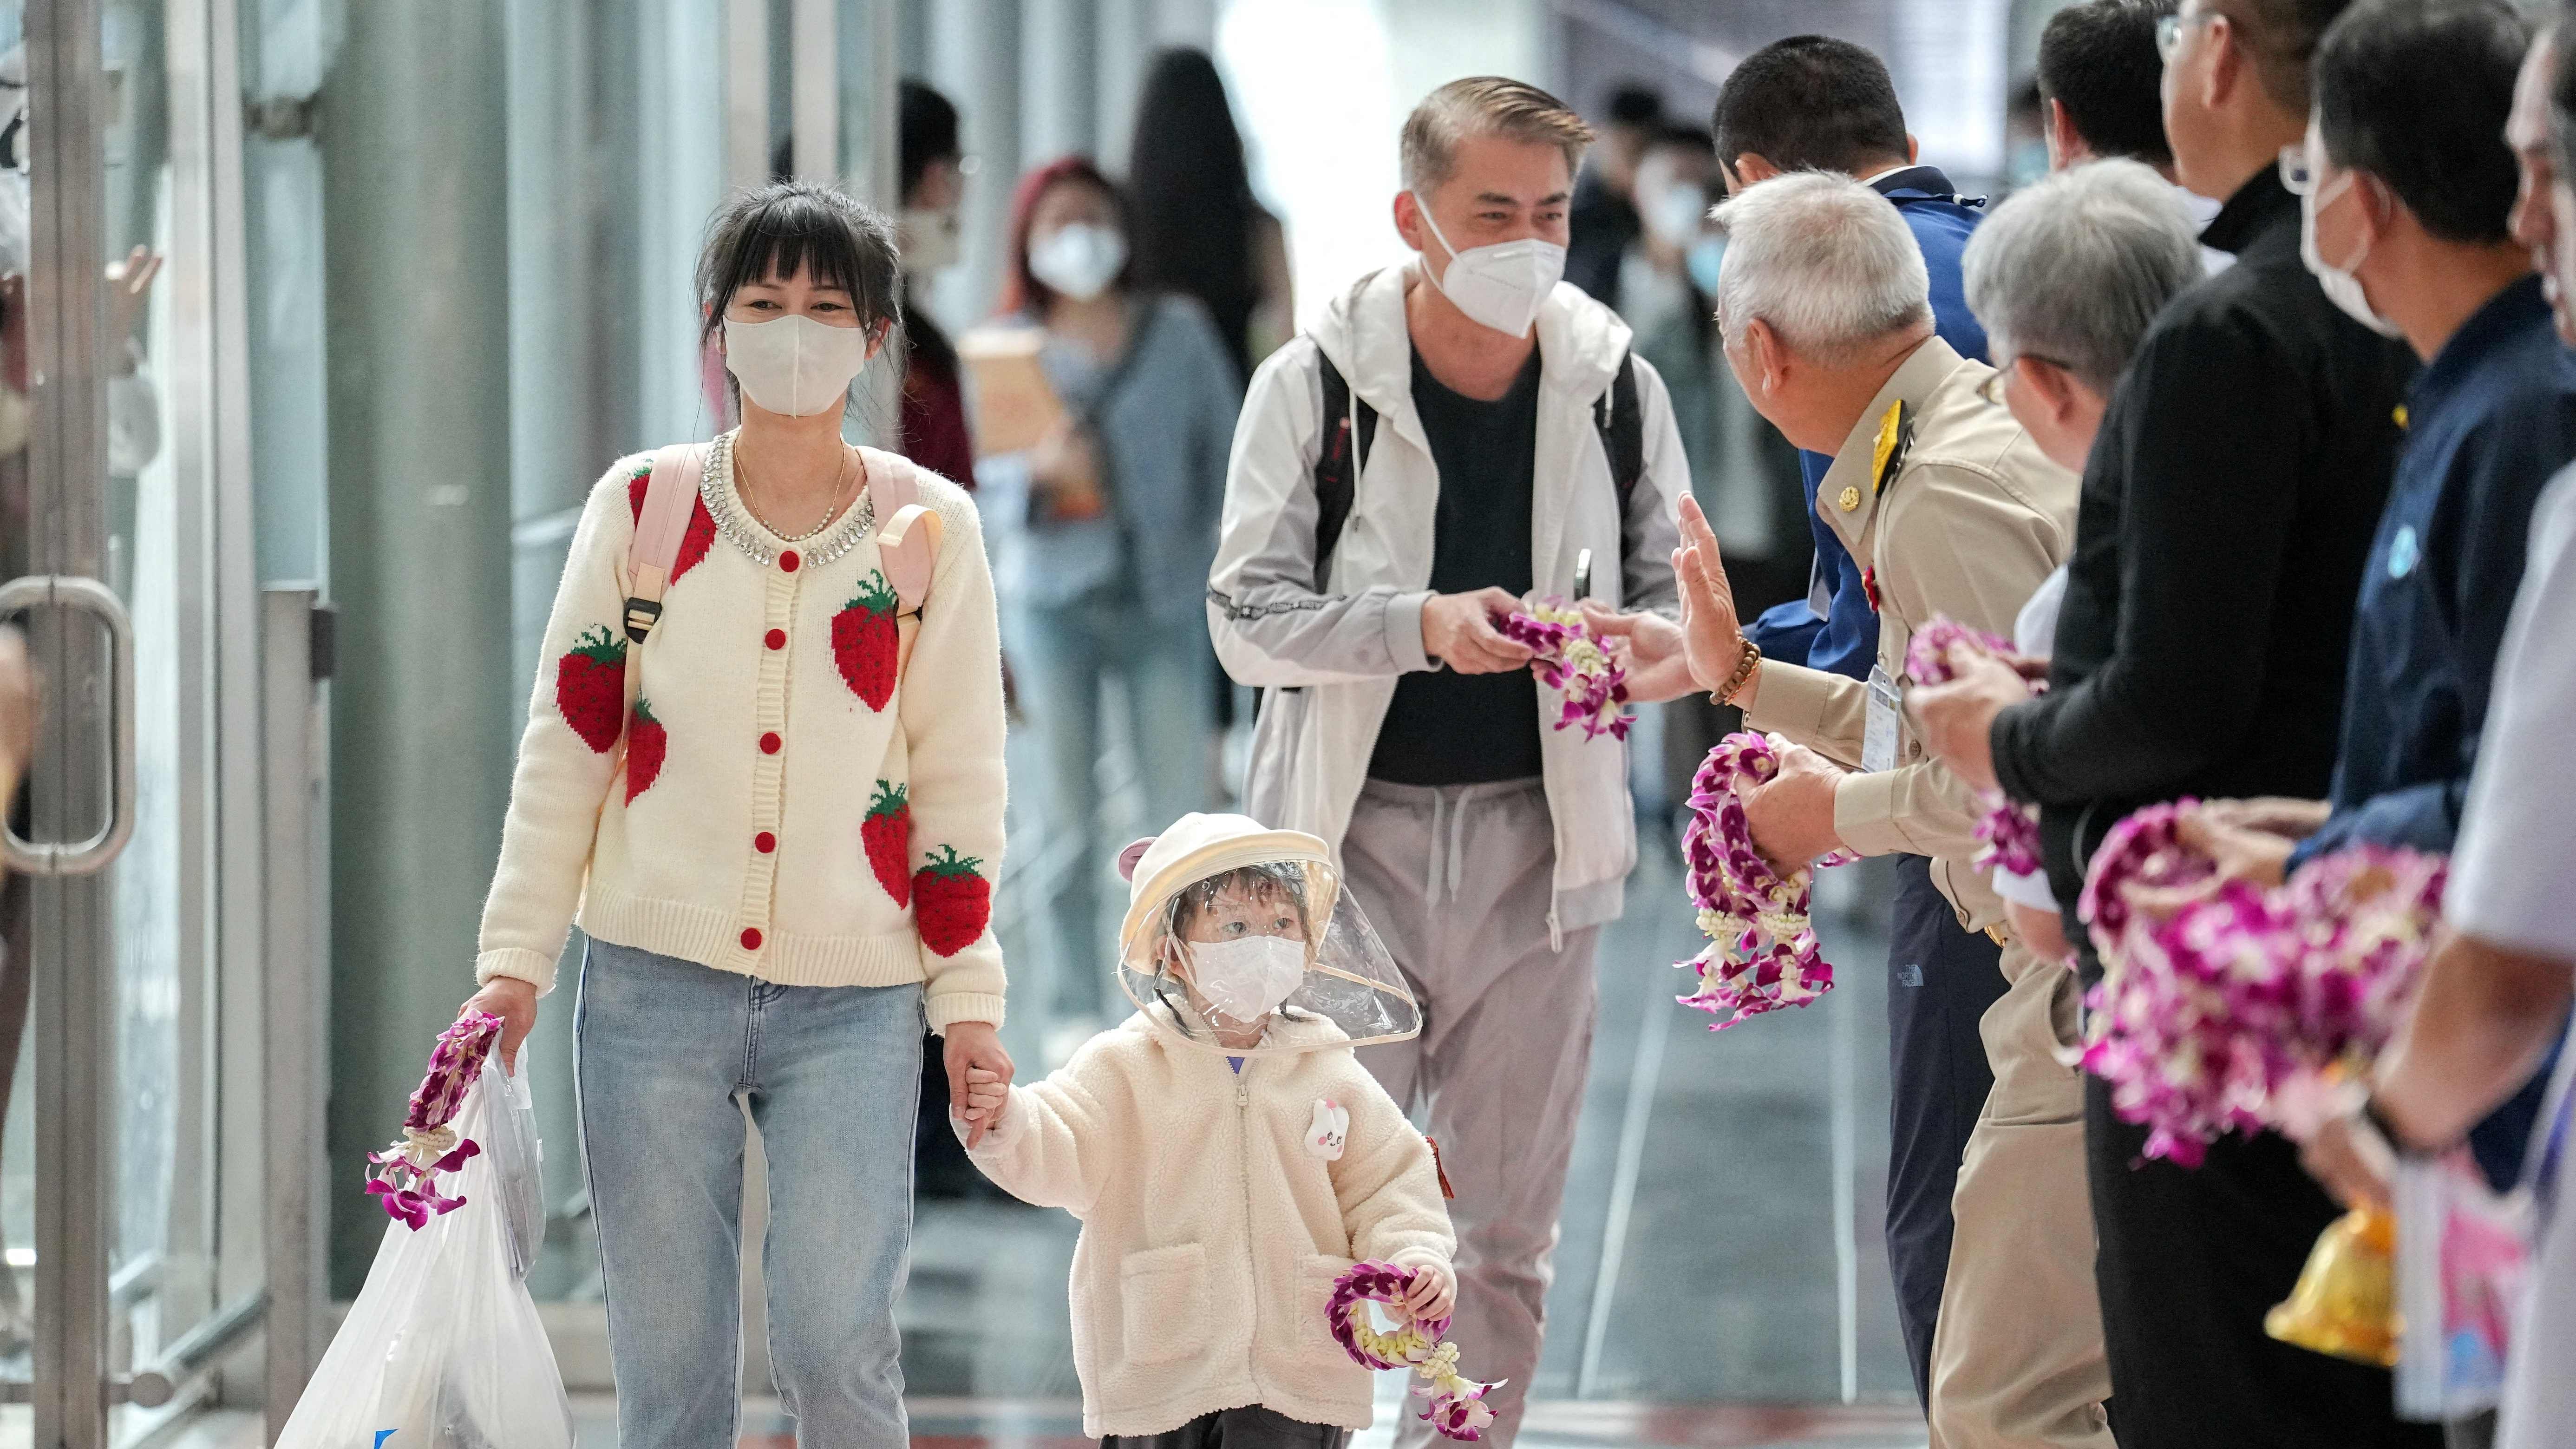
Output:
[866, 449, 943, 675]
[624, 443, 706, 643]
[870, 453, 938, 610]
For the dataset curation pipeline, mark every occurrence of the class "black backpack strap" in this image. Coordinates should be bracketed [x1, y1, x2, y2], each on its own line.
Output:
[1593, 348, 1645, 524]
[1312, 351, 1377, 587]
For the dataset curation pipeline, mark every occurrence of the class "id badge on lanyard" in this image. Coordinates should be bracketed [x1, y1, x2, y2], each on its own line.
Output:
[1863, 666, 1903, 774]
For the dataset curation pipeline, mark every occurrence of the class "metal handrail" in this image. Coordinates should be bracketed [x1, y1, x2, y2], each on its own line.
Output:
[121, 1291, 266, 1408]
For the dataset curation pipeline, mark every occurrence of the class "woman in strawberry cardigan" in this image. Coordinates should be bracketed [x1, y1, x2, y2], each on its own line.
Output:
[458, 181, 1013, 1449]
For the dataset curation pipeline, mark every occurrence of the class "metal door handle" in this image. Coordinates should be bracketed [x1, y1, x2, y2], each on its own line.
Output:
[0, 574, 136, 876]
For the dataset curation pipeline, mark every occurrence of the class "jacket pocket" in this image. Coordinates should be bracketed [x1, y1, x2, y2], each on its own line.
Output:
[1295, 1252, 1363, 1371]
[1120, 1243, 1210, 1368]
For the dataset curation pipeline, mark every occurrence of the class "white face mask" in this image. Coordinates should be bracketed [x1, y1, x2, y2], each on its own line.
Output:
[723, 313, 871, 418]
[2301, 171, 2402, 339]
[1412, 192, 1565, 339]
[1186, 935, 1305, 1024]
[1642, 183, 1709, 249]
[899, 206, 961, 275]
[1028, 222, 1127, 302]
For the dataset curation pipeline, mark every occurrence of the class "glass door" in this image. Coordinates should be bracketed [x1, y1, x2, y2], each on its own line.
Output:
[3, 0, 275, 1444]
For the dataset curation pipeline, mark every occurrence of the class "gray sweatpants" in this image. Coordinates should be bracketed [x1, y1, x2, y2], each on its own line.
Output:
[1344, 777, 1602, 1449]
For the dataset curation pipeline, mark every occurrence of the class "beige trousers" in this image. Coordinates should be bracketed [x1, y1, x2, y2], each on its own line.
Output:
[1928, 938, 2116, 1449]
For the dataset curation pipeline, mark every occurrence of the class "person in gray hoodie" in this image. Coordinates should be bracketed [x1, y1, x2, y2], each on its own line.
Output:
[1205, 76, 1686, 1448]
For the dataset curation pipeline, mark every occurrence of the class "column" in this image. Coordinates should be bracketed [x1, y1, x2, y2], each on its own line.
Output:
[1020, 0, 1097, 166]
[319, 0, 517, 1292]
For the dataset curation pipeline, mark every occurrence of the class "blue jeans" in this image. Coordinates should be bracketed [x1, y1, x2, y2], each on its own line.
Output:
[1007, 596, 1216, 1018]
[575, 938, 924, 1449]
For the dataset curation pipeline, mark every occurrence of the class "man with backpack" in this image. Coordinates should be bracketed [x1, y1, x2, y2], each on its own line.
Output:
[1205, 76, 1685, 1449]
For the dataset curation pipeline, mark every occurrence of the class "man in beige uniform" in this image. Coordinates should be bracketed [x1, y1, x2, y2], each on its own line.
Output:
[1606, 168, 2102, 1449]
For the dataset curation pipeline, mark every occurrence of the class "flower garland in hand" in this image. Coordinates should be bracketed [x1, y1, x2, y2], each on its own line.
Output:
[2077, 805, 2445, 1167]
[1677, 733, 1855, 1030]
[1328, 1261, 1503, 1441]
[1492, 601, 1631, 741]
[1904, 618, 2042, 877]
[365, 1011, 501, 1229]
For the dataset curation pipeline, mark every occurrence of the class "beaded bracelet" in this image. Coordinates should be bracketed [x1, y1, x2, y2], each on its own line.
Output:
[1714, 637, 1761, 708]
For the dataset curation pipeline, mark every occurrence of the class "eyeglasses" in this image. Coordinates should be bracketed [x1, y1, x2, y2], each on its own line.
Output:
[2277, 145, 2318, 196]
[2155, 10, 2219, 63]
[1976, 355, 2071, 408]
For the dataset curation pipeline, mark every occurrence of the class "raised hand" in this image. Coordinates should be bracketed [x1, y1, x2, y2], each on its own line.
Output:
[1672, 495, 1749, 696]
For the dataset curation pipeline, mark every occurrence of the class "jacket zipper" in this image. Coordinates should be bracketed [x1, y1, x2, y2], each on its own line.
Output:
[1236, 1060, 1260, 1395]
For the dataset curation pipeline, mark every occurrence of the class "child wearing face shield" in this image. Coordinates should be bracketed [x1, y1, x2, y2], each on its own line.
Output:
[960, 813, 1457, 1446]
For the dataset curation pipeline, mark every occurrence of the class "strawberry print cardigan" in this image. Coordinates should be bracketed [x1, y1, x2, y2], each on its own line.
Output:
[475, 434, 1009, 1032]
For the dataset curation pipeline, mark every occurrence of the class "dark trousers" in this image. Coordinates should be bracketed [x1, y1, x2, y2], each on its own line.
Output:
[1885, 854, 2009, 1409]
[1100, 1406, 1351, 1448]
[2085, 1074, 2443, 1447]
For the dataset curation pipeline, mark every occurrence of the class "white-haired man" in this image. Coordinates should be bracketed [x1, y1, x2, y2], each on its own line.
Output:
[1604, 169, 2095, 1448]
[1207, 77, 1688, 1448]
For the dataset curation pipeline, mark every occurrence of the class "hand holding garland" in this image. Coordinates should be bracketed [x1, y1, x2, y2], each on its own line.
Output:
[1903, 619, 2044, 879]
[2076, 804, 2445, 1167]
[1327, 1261, 1497, 1441]
[1676, 733, 1854, 1031]
[1491, 600, 1633, 740]
[366, 1011, 505, 1230]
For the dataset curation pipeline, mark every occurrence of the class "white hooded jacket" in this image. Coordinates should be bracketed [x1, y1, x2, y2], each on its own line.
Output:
[1206, 262, 1688, 937]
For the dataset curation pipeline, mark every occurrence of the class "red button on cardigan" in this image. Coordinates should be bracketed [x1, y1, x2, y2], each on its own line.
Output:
[779, 550, 801, 573]
[760, 732, 781, 754]
[741, 927, 764, 951]
[765, 628, 786, 650]
[754, 831, 776, 854]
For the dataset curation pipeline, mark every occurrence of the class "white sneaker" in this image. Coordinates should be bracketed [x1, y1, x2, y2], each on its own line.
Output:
[1043, 1016, 1106, 1069]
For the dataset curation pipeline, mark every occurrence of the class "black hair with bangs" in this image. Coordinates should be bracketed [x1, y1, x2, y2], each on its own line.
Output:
[695, 180, 903, 350]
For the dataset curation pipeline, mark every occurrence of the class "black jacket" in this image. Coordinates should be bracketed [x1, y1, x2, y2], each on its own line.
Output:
[1989, 168, 2418, 939]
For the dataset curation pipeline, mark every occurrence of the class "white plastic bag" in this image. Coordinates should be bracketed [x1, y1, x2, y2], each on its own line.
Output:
[480, 1049, 547, 1280]
[276, 1056, 574, 1449]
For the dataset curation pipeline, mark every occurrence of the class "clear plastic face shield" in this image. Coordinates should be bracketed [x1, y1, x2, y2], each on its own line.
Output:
[1118, 837, 1420, 1057]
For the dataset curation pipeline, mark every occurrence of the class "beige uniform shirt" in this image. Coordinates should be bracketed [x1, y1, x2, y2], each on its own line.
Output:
[1745, 336, 2078, 930]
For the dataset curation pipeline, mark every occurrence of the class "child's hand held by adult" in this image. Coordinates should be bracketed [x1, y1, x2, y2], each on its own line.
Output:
[945, 1021, 1013, 1147]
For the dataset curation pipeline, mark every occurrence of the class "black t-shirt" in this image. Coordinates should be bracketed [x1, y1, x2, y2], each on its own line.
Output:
[1367, 346, 1546, 786]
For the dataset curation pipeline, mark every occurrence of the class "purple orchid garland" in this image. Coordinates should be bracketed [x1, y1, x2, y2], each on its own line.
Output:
[1903, 618, 2044, 878]
[1676, 733, 1856, 1030]
[1492, 602, 1632, 741]
[2077, 806, 2445, 1168]
[1327, 1260, 1504, 1441]
[365, 1011, 503, 1230]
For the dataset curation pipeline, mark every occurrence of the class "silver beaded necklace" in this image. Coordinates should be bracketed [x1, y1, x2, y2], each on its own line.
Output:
[703, 431, 877, 570]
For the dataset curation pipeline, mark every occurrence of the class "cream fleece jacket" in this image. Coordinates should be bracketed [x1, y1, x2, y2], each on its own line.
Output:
[474, 437, 1009, 1030]
[968, 1006, 1455, 1437]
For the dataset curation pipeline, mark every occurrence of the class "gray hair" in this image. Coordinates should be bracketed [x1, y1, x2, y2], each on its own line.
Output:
[1961, 158, 2201, 397]
[1399, 77, 1594, 193]
[1711, 170, 1932, 367]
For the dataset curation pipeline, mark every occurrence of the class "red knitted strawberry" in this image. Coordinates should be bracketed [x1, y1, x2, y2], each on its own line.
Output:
[626, 469, 717, 583]
[555, 625, 627, 754]
[624, 698, 666, 804]
[862, 780, 913, 907]
[832, 570, 901, 710]
[912, 846, 989, 957]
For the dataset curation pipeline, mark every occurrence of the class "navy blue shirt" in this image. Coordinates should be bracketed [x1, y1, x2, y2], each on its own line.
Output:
[2285, 275, 2576, 1189]
[1746, 166, 1990, 680]
[2295, 275, 2576, 865]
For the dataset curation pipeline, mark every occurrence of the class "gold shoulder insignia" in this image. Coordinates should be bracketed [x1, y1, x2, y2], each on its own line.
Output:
[1872, 400, 1916, 496]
